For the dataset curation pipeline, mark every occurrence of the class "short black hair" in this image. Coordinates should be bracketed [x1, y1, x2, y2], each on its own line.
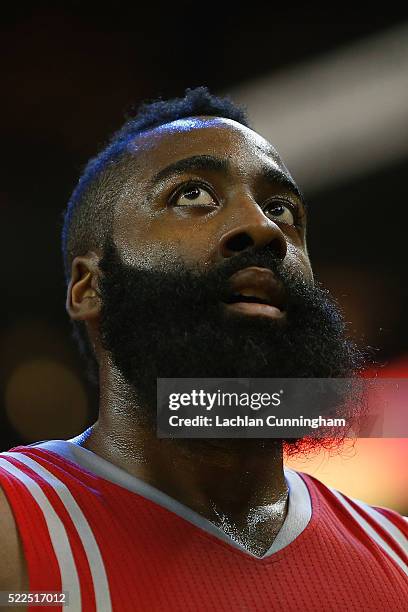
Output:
[61, 86, 250, 385]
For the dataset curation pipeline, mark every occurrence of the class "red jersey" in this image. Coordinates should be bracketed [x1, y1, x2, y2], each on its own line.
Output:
[0, 439, 407, 611]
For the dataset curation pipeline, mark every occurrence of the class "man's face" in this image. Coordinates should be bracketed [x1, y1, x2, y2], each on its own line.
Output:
[97, 117, 363, 426]
[112, 117, 311, 279]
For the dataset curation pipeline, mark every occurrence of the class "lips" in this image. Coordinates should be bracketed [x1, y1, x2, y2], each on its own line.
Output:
[222, 266, 286, 320]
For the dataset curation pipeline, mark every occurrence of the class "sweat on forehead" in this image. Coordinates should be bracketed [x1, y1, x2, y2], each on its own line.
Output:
[125, 116, 281, 162]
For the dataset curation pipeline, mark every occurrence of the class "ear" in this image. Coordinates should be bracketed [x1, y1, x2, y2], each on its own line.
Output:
[66, 252, 101, 321]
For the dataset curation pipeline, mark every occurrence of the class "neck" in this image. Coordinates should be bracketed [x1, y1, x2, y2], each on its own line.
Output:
[74, 360, 289, 555]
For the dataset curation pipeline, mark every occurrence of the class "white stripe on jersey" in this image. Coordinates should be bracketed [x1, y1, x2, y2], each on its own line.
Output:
[350, 497, 408, 556]
[0, 457, 82, 609]
[3, 452, 112, 612]
[330, 487, 408, 576]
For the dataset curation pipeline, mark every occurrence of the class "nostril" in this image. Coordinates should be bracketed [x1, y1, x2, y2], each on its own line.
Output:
[224, 232, 254, 255]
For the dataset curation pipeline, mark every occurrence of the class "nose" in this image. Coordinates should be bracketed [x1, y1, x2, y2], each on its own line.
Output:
[219, 214, 288, 261]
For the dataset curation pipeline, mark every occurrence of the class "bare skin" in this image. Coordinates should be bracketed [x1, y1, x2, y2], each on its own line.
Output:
[0, 117, 313, 587]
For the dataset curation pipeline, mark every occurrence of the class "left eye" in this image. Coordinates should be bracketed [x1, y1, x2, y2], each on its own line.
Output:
[173, 185, 216, 207]
[264, 201, 295, 225]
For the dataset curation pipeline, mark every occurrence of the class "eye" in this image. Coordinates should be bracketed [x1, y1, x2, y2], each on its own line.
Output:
[172, 183, 216, 207]
[264, 200, 295, 225]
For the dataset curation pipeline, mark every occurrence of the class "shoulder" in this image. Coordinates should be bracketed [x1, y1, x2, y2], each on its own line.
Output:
[0, 484, 29, 591]
[297, 470, 408, 567]
[299, 470, 408, 531]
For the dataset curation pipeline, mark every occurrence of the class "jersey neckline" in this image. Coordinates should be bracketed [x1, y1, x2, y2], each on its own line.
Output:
[25, 437, 312, 560]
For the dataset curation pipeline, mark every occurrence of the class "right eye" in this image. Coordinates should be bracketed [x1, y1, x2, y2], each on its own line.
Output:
[172, 184, 216, 207]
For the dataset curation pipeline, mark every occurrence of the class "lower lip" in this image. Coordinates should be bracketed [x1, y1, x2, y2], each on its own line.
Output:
[224, 302, 286, 320]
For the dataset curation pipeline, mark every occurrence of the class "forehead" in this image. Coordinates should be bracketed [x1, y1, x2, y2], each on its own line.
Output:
[125, 117, 287, 176]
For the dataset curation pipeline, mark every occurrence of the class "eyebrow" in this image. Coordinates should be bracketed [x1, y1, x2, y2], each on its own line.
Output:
[148, 154, 305, 204]
[149, 155, 229, 186]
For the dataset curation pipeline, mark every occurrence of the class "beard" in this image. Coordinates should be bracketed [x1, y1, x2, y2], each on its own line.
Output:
[98, 238, 366, 455]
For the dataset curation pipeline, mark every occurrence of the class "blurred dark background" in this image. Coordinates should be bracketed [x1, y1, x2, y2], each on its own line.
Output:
[1, 6, 407, 509]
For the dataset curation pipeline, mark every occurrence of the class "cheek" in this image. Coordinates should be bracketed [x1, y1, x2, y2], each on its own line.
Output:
[286, 243, 314, 283]
[114, 211, 218, 269]
[113, 211, 171, 267]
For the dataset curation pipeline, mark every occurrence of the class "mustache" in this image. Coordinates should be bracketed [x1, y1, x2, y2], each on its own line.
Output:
[209, 247, 287, 283]
[188, 246, 307, 306]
